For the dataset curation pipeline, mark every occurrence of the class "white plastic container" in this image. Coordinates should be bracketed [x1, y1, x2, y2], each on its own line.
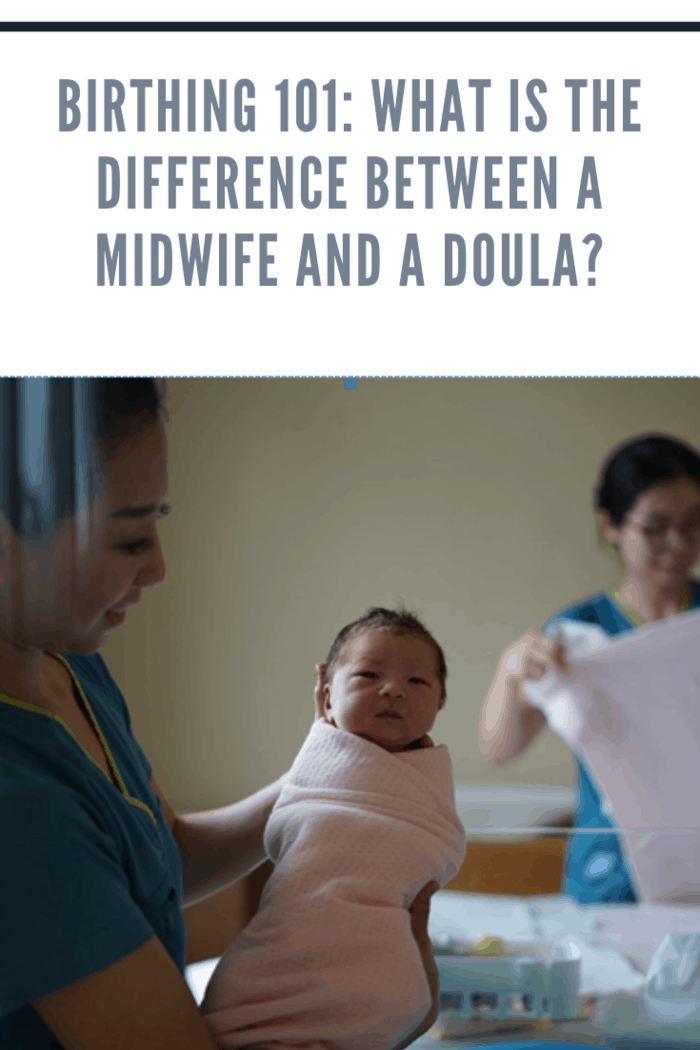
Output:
[435, 952, 581, 1022]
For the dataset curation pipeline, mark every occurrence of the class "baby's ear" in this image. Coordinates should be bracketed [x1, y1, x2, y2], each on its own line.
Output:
[322, 684, 341, 728]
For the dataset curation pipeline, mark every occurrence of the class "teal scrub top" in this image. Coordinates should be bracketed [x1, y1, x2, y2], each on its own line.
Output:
[0, 652, 185, 1048]
[545, 581, 700, 904]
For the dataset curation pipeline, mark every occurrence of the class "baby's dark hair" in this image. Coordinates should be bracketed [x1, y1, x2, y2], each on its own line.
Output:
[323, 606, 448, 705]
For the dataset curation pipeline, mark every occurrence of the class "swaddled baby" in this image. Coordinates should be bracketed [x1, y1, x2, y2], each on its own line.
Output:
[202, 607, 467, 1050]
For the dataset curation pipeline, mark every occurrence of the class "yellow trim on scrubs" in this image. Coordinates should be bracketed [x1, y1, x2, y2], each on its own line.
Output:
[0, 656, 155, 823]
[609, 590, 644, 627]
[609, 585, 690, 629]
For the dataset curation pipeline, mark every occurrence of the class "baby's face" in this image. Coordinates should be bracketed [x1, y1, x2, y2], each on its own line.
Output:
[323, 627, 443, 752]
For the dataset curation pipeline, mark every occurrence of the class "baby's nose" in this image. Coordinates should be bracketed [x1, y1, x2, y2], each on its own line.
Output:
[380, 680, 407, 698]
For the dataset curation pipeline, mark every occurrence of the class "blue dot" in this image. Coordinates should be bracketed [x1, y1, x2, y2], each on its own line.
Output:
[344, 378, 357, 390]
[586, 853, 613, 877]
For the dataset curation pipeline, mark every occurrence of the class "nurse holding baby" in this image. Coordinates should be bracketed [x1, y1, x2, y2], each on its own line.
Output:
[0, 379, 441, 1050]
[479, 434, 700, 904]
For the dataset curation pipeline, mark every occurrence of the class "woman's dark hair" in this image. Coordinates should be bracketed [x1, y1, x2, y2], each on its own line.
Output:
[0, 377, 167, 538]
[323, 606, 448, 705]
[595, 434, 700, 525]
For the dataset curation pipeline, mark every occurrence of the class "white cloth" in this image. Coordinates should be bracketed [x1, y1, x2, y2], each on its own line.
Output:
[595, 932, 700, 1043]
[525, 608, 700, 904]
[644, 932, 700, 1023]
[202, 721, 467, 1050]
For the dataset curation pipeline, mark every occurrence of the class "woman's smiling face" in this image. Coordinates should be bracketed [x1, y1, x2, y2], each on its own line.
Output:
[600, 474, 700, 589]
[0, 420, 170, 655]
[322, 627, 443, 752]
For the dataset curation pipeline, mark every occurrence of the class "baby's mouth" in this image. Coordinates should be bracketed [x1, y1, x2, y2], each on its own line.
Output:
[376, 711, 402, 719]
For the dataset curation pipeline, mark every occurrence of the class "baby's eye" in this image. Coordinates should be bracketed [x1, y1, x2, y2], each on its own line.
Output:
[409, 676, 428, 686]
[358, 671, 378, 679]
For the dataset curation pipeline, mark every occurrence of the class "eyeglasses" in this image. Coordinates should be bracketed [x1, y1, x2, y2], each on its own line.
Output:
[625, 519, 700, 548]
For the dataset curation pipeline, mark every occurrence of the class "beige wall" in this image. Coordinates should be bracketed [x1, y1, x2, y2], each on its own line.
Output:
[101, 378, 700, 812]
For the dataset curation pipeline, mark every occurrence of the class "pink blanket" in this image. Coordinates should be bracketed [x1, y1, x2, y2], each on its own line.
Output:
[202, 722, 466, 1050]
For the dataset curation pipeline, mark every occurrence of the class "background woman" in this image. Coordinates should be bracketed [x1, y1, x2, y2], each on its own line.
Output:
[0, 378, 437, 1050]
[479, 434, 700, 903]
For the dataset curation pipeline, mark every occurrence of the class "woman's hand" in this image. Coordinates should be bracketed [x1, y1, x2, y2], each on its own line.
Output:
[479, 629, 571, 766]
[501, 629, 571, 691]
[392, 881, 441, 1050]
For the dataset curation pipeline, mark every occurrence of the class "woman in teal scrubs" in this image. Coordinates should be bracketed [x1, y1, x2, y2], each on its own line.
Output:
[0, 379, 438, 1050]
[479, 434, 700, 903]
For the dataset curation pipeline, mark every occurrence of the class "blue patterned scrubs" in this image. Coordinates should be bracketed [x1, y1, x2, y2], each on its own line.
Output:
[545, 581, 700, 904]
[0, 653, 185, 1048]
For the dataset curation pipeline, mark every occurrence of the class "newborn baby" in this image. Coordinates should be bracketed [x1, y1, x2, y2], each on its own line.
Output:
[320, 605, 448, 753]
[202, 607, 467, 1050]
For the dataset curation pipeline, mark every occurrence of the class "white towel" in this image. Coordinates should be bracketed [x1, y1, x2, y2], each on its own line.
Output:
[525, 608, 700, 904]
[202, 721, 467, 1050]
